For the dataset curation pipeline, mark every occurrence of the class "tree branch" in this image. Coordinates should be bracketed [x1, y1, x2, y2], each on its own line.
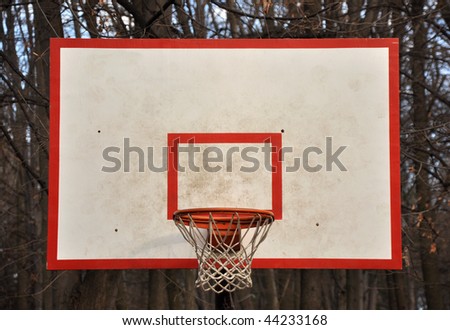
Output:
[401, 69, 450, 108]
[438, 0, 450, 30]
[0, 73, 49, 156]
[0, 124, 47, 193]
[146, 0, 176, 29]
[210, 0, 339, 21]
[0, 50, 49, 104]
[117, 0, 176, 31]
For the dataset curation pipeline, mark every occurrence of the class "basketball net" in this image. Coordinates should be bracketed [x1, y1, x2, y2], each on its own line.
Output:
[173, 208, 274, 293]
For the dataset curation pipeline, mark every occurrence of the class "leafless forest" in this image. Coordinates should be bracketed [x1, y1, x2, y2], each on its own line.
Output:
[1, 0, 449, 309]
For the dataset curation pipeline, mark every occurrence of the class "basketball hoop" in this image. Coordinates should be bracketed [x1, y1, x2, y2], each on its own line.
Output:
[173, 208, 274, 293]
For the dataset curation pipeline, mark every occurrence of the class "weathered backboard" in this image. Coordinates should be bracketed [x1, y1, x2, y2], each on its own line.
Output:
[48, 38, 401, 269]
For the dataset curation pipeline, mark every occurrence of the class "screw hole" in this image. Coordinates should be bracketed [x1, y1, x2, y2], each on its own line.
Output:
[114, 228, 118, 232]
[281, 129, 285, 133]
[316, 223, 319, 227]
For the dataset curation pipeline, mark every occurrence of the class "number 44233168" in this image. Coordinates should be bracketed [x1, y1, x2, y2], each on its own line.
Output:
[263, 314, 327, 326]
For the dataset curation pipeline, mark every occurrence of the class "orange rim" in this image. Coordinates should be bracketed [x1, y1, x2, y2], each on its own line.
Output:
[173, 207, 274, 230]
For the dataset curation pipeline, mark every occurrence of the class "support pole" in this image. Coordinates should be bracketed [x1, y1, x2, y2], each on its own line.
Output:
[215, 291, 234, 310]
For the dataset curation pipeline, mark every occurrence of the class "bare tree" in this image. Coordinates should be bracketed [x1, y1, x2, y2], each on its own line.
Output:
[1, 0, 448, 309]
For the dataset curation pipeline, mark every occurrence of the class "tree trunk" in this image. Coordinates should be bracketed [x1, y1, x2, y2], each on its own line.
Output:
[366, 272, 378, 309]
[148, 270, 169, 309]
[226, 0, 240, 38]
[300, 270, 322, 309]
[184, 269, 198, 309]
[394, 271, 408, 309]
[411, 0, 444, 310]
[32, 0, 63, 310]
[334, 270, 347, 309]
[278, 270, 295, 309]
[53, 271, 82, 309]
[75, 271, 123, 309]
[346, 270, 363, 309]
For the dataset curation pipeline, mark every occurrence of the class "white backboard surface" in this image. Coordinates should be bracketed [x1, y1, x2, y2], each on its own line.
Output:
[48, 39, 401, 269]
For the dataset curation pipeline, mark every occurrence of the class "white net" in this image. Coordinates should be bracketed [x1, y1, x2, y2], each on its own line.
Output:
[173, 209, 274, 293]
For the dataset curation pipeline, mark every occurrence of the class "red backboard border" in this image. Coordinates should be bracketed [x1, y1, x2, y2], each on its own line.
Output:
[47, 38, 401, 270]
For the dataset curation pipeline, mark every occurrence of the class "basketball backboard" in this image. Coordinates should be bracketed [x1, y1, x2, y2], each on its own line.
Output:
[48, 38, 401, 270]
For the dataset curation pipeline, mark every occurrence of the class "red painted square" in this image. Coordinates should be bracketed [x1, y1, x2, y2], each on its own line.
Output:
[167, 133, 283, 220]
